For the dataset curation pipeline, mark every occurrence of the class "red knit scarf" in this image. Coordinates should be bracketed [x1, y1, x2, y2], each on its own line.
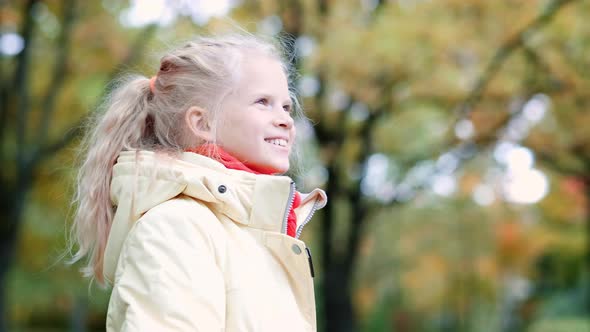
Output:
[187, 144, 301, 237]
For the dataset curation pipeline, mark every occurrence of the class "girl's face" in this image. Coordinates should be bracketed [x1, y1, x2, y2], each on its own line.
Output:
[215, 54, 295, 174]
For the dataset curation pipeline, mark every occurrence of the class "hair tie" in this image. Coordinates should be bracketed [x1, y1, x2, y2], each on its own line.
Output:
[149, 76, 157, 94]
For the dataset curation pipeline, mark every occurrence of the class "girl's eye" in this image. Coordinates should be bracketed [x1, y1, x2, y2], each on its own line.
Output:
[256, 98, 270, 106]
[283, 104, 292, 113]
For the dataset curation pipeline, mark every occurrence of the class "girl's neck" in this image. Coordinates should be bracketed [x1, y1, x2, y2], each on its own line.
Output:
[187, 144, 275, 175]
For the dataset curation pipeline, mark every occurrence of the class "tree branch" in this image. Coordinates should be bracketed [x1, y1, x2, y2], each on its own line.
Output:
[405, 0, 583, 193]
[107, 24, 158, 79]
[317, 0, 328, 16]
[452, 0, 577, 122]
[536, 151, 584, 176]
[13, 0, 39, 168]
[35, 123, 85, 163]
[36, 0, 76, 145]
[32, 23, 158, 164]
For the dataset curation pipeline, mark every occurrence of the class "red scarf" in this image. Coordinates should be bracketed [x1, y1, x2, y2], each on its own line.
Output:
[187, 144, 301, 237]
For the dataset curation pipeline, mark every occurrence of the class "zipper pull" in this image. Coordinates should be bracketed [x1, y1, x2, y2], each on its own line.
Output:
[305, 247, 315, 278]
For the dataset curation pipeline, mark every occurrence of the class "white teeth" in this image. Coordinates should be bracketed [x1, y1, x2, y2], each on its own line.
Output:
[265, 139, 287, 147]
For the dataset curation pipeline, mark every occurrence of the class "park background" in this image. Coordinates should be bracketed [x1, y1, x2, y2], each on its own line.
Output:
[1, 0, 589, 331]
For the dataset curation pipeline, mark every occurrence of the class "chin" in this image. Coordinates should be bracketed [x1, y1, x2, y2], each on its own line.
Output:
[268, 162, 290, 174]
[246, 160, 289, 175]
[266, 166, 288, 175]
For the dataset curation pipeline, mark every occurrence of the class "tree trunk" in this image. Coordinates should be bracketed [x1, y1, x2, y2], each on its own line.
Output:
[323, 262, 357, 332]
[584, 175, 590, 319]
[0, 188, 27, 332]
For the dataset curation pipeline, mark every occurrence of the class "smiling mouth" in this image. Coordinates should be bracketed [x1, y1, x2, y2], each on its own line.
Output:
[264, 138, 288, 147]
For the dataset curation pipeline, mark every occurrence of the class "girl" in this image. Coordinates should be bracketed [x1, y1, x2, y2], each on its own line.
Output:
[71, 34, 327, 331]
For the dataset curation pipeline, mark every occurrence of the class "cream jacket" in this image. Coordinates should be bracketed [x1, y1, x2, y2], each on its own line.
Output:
[103, 151, 327, 332]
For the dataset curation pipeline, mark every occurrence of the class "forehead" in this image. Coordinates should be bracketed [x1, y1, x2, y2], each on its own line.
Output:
[234, 52, 289, 96]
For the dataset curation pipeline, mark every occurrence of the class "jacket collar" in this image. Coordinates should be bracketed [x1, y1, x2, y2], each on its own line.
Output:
[104, 150, 326, 283]
[179, 151, 295, 231]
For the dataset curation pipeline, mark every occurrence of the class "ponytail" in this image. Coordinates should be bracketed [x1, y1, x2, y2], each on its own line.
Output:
[71, 76, 153, 284]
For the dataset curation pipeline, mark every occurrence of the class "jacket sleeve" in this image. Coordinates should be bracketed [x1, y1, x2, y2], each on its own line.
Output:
[107, 198, 226, 332]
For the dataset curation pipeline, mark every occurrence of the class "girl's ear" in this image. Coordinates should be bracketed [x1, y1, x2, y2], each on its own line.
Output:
[185, 106, 213, 142]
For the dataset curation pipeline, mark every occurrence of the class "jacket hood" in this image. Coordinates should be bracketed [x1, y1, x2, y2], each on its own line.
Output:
[103, 150, 327, 284]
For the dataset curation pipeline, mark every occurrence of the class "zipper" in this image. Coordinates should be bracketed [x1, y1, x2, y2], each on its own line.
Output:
[281, 181, 296, 235]
[295, 198, 320, 239]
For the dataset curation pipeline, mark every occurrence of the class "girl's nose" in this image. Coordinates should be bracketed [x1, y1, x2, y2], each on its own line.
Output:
[274, 109, 294, 129]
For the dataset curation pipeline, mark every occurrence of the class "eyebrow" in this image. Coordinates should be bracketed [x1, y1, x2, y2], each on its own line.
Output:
[250, 92, 292, 105]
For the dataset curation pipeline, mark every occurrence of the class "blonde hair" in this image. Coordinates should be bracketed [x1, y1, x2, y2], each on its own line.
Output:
[70, 34, 302, 284]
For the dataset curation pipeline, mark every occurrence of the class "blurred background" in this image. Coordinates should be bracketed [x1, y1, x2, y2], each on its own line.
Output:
[1, 0, 589, 331]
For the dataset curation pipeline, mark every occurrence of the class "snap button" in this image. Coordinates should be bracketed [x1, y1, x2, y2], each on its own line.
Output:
[218, 185, 227, 193]
[291, 244, 302, 255]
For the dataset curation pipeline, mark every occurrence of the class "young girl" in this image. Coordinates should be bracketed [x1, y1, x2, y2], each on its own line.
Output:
[71, 34, 327, 331]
